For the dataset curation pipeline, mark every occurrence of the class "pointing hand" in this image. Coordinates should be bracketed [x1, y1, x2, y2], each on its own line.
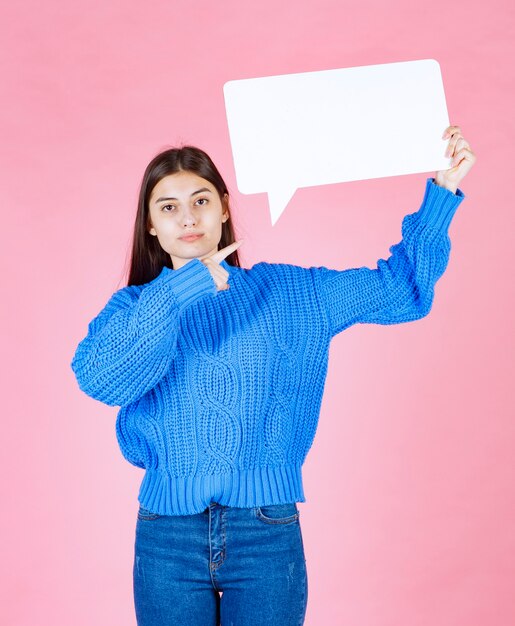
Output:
[200, 240, 244, 291]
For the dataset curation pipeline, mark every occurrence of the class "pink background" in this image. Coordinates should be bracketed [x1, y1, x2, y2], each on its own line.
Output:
[1, 0, 513, 624]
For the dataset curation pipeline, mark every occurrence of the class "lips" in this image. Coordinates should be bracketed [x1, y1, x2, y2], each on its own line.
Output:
[179, 234, 203, 242]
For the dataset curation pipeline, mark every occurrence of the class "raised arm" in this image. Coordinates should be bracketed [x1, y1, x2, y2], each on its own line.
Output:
[314, 178, 466, 337]
[70, 258, 217, 406]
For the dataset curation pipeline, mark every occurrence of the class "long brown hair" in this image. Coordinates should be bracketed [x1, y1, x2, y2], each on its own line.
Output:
[125, 145, 241, 287]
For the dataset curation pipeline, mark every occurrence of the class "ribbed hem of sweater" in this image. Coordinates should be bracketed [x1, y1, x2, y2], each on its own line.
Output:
[138, 464, 306, 516]
[416, 177, 466, 232]
[157, 258, 217, 309]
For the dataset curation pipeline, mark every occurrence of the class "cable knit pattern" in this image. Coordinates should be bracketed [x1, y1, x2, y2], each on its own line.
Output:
[70, 178, 465, 515]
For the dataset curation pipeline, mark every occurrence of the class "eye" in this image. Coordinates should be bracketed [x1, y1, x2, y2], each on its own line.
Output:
[161, 198, 208, 212]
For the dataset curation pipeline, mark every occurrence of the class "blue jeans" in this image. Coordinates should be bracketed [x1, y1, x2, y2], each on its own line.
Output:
[133, 500, 308, 625]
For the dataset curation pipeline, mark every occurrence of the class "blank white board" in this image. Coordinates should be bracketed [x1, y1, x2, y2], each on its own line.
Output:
[223, 58, 453, 225]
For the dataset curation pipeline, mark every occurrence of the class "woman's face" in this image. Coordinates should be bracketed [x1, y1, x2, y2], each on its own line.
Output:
[148, 171, 229, 270]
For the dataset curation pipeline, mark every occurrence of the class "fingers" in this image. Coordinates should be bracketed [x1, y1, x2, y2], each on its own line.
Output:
[451, 146, 476, 169]
[451, 147, 472, 167]
[211, 263, 230, 290]
[444, 127, 464, 156]
[199, 239, 244, 292]
[201, 256, 230, 290]
[442, 125, 462, 139]
[435, 124, 476, 187]
[209, 239, 244, 264]
[448, 137, 469, 159]
[443, 125, 473, 160]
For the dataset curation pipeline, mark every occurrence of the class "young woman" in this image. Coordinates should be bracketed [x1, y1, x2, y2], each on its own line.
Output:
[70, 125, 475, 625]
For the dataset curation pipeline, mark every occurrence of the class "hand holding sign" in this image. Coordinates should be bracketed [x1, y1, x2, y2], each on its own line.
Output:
[436, 125, 476, 193]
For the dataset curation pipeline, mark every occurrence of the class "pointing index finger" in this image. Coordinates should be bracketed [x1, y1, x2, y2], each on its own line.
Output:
[207, 240, 244, 265]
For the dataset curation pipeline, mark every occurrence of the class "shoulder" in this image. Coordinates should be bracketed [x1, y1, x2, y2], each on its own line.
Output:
[246, 260, 307, 274]
[248, 260, 324, 275]
[111, 265, 173, 305]
[102, 283, 143, 312]
[244, 260, 321, 289]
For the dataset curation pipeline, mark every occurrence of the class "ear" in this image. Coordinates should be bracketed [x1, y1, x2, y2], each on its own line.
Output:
[222, 193, 230, 222]
[148, 217, 157, 236]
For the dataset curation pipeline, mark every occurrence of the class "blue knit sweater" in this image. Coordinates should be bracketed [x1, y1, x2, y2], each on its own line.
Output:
[71, 178, 465, 516]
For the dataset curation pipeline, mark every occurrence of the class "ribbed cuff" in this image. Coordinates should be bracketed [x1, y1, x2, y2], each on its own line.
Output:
[158, 258, 217, 309]
[416, 177, 466, 232]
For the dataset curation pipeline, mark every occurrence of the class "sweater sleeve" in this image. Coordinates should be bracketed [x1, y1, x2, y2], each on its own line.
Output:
[315, 178, 466, 337]
[70, 258, 217, 406]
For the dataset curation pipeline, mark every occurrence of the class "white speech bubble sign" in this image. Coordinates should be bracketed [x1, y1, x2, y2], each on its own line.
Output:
[223, 58, 453, 226]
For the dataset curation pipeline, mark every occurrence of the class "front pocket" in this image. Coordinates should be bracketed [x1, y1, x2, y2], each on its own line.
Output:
[137, 504, 162, 521]
[255, 502, 299, 525]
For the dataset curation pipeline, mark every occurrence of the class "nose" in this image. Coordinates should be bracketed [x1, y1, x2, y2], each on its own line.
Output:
[181, 208, 197, 227]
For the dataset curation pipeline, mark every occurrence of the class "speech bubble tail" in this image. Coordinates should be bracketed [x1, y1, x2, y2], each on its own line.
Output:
[267, 188, 296, 226]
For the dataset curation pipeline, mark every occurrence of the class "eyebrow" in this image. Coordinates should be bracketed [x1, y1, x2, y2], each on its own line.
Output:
[154, 187, 212, 203]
